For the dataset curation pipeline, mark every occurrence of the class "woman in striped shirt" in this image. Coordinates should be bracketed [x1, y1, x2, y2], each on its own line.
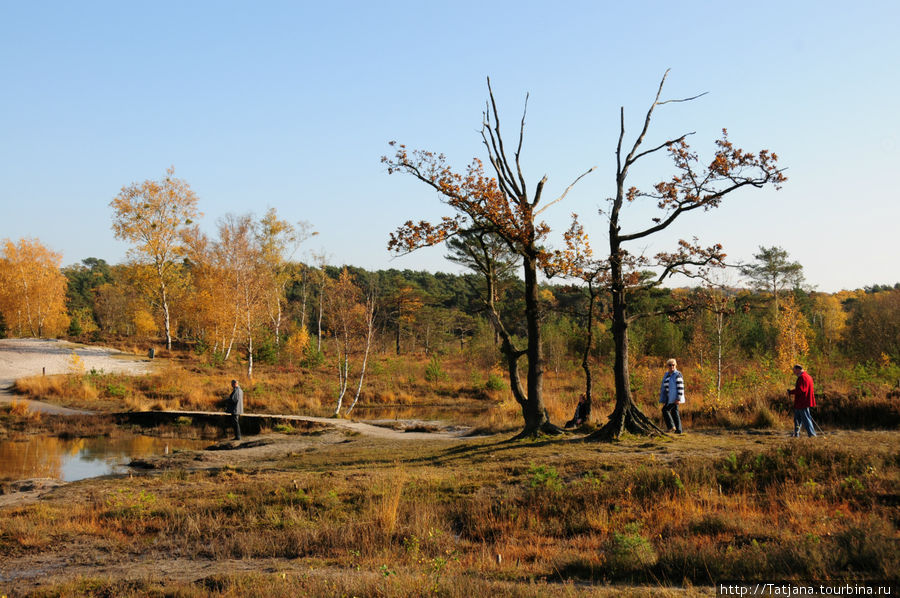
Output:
[659, 358, 685, 434]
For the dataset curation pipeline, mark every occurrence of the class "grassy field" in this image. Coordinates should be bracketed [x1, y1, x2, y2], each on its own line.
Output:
[1, 349, 898, 596]
[10, 347, 900, 433]
[0, 413, 897, 596]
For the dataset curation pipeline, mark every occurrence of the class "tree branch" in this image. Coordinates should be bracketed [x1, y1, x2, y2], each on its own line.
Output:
[535, 166, 596, 216]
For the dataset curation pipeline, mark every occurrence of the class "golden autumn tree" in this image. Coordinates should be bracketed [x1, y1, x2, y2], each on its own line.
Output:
[776, 295, 811, 370]
[326, 268, 376, 416]
[110, 167, 199, 350]
[257, 208, 315, 346]
[181, 226, 237, 356]
[0, 238, 69, 337]
[587, 71, 787, 440]
[384, 79, 593, 437]
[384, 275, 426, 355]
[212, 214, 271, 378]
[810, 293, 847, 357]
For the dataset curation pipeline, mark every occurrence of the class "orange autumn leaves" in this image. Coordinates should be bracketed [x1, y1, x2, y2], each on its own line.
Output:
[383, 143, 543, 257]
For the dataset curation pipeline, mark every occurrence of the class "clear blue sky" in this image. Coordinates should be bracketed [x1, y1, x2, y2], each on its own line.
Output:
[1, 1, 898, 292]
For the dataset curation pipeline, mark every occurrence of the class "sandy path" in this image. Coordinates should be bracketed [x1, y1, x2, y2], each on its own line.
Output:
[0, 339, 472, 439]
[0, 338, 152, 414]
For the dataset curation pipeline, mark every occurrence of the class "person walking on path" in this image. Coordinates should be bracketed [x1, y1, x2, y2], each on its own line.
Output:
[659, 358, 685, 434]
[225, 379, 244, 440]
[787, 364, 816, 437]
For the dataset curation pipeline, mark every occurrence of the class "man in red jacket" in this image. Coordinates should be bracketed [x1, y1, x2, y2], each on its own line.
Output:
[787, 364, 817, 437]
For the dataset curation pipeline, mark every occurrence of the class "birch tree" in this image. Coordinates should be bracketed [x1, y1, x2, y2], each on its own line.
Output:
[326, 268, 376, 416]
[257, 208, 314, 346]
[110, 167, 199, 350]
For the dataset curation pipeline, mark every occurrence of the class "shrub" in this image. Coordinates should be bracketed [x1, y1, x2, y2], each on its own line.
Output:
[105, 384, 128, 399]
[604, 523, 658, 574]
[751, 401, 779, 428]
[301, 347, 325, 368]
[484, 373, 506, 392]
[424, 355, 449, 383]
[527, 464, 563, 492]
[254, 338, 279, 365]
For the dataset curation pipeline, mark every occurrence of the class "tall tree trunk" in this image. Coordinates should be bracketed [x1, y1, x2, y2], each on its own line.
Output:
[299, 274, 309, 330]
[159, 279, 172, 351]
[588, 245, 664, 441]
[395, 300, 402, 355]
[333, 350, 349, 416]
[224, 318, 237, 360]
[716, 310, 724, 401]
[579, 282, 597, 420]
[246, 308, 254, 379]
[346, 294, 376, 415]
[517, 254, 556, 437]
[316, 278, 324, 353]
[19, 271, 36, 337]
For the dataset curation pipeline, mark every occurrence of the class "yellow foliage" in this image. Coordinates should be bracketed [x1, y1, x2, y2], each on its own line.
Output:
[0, 237, 70, 337]
[133, 309, 159, 337]
[285, 328, 310, 363]
[776, 295, 811, 370]
[70, 306, 99, 335]
[69, 351, 86, 374]
[9, 400, 32, 417]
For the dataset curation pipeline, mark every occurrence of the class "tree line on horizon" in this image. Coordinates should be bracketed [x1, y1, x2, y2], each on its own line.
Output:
[0, 231, 897, 382]
[2, 72, 899, 438]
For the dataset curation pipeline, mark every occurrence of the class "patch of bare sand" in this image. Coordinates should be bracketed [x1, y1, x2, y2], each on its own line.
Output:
[0, 338, 153, 414]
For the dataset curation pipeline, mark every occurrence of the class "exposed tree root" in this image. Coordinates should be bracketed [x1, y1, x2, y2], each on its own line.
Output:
[585, 403, 666, 442]
[512, 418, 565, 440]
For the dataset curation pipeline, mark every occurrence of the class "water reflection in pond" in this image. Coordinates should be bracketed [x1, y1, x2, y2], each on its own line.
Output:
[0, 435, 208, 482]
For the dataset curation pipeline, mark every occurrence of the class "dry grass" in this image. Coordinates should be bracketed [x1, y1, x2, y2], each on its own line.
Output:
[9, 347, 899, 436]
[7, 400, 35, 418]
[0, 428, 897, 595]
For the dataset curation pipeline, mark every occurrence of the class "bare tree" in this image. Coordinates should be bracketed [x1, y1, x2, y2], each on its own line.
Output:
[589, 71, 787, 441]
[383, 78, 593, 437]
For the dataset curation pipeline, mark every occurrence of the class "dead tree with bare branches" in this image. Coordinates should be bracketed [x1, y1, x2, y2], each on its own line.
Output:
[383, 79, 593, 437]
[589, 71, 787, 441]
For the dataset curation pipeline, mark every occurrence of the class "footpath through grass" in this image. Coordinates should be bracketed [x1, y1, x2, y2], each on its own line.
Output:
[0, 424, 897, 597]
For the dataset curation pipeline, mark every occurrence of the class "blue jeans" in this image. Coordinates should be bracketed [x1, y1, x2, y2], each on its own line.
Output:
[662, 402, 682, 433]
[793, 408, 816, 437]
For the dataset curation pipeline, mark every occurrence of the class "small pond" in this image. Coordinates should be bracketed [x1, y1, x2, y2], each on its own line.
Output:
[0, 435, 209, 482]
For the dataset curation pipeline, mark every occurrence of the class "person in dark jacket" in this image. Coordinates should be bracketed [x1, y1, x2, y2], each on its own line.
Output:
[225, 379, 244, 440]
[659, 358, 685, 434]
[787, 364, 816, 437]
[565, 394, 590, 428]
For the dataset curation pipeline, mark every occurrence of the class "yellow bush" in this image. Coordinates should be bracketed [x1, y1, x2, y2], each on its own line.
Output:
[133, 309, 158, 337]
[284, 328, 310, 364]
